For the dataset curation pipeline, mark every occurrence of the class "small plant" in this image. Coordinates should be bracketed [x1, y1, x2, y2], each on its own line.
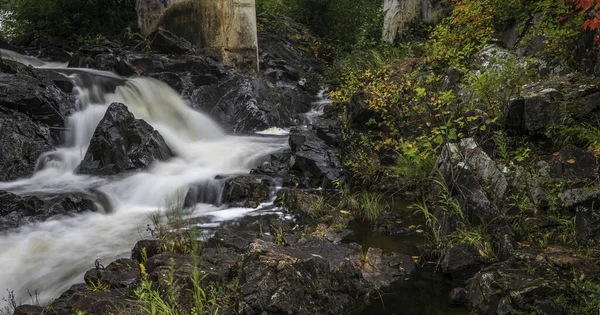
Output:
[358, 192, 389, 221]
[87, 279, 110, 292]
[309, 196, 327, 218]
[148, 193, 199, 255]
[412, 199, 442, 246]
[271, 225, 285, 245]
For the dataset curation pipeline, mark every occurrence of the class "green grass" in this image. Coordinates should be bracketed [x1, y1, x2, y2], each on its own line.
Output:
[358, 192, 389, 221]
[390, 154, 435, 190]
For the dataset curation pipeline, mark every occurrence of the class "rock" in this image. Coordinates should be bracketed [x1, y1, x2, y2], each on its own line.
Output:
[526, 176, 549, 209]
[361, 247, 416, 289]
[289, 128, 344, 188]
[575, 206, 600, 245]
[77, 103, 173, 176]
[550, 144, 597, 180]
[84, 259, 139, 289]
[373, 211, 417, 236]
[545, 245, 600, 277]
[491, 224, 516, 261]
[562, 187, 600, 210]
[150, 28, 194, 55]
[466, 253, 568, 315]
[183, 179, 225, 207]
[13, 305, 43, 315]
[504, 89, 563, 134]
[280, 189, 323, 219]
[347, 92, 376, 129]
[131, 239, 160, 263]
[0, 191, 96, 231]
[0, 60, 76, 131]
[437, 138, 505, 224]
[449, 287, 468, 306]
[440, 243, 484, 281]
[251, 151, 291, 177]
[48, 283, 138, 315]
[0, 107, 56, 181]
[221, 175, 275, 208]
[241, 237, 366, 315]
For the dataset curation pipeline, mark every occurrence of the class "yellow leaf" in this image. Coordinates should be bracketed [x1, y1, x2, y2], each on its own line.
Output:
[567, 159, 576, 164]
[340, 210, 350, 215]
[478, 249, 487, 257]
[408, 225, 417, 229]
[411, 256, 420, 260]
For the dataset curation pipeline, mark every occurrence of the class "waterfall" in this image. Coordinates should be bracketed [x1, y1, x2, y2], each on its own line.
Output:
[0, 50, 288, 306]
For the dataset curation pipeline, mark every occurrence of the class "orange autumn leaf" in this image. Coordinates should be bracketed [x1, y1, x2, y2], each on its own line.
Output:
[567, 159, 576, 164]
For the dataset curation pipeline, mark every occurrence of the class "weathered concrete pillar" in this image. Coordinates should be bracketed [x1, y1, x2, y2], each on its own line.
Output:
[381, 0, 443, 43]
[136, 0, 259, 73]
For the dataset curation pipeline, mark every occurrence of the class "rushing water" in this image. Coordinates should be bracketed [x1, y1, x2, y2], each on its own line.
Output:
[0, 50, 289, 306]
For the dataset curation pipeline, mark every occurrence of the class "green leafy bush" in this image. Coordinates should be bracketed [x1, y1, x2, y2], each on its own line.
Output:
[0, 0, 136, 39]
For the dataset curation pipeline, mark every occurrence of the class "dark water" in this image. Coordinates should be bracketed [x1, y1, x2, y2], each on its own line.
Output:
[346, 199, 470, 315]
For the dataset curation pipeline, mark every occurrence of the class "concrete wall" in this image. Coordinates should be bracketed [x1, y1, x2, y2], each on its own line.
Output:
[136, 0, 258, 73]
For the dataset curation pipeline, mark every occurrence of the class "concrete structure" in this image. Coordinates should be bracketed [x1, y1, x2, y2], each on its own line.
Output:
[382, 0, 443, 43]
[136, 0, 259, 73]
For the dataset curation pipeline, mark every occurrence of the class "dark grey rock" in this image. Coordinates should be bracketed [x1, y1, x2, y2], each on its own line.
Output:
[0, 190, 96, 231]
[449, 287, 468, 306]
[150, 28, 194, 55]
[221, 175, 275, 208]
[77, 103, 173, 176]
[550, 144, 598, 180]
[289, 128, 344, 188]
[440, 243, 484, 281]
[0, 107, 56, 181]
[84, 258, 139, 289]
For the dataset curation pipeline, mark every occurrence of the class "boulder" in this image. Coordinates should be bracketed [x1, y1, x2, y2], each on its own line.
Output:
[0, 60, 76, 131]
[449, 287, 468, 306]
[440, 243, 484, 281]
[289, 128, 344, 188]
[279, 189, 323, 219]
[84, 259, 139, 289]
[0, 190, 96, 231]
[150, 28, 194, 55]
[575, 206, 600, 246]
[549, 144, 598, 180]
[466, 253, 567, 315]
[251, 151, 292, 177]
[131, 239, 160, 263]
[361, 247, 416, 289]
[77, 103, 173, 176]
[221, 175, 275, 208]
[437, 138, 505, 225]
[0, 107, 56, 181]
[13, 305, 43, 315]
[183, 179, 225, 207]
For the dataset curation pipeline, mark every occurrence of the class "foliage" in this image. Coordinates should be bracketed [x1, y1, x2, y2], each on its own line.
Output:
[87, 279, 110, 292]
[148, 194, 200, 255]
[573, 0, 600, 30]
[0, 0, 136, 39]
[358, 192, 389, 221]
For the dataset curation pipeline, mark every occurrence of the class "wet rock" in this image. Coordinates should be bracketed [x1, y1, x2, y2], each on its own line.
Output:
[150, 28, 194, 55]
[131, 239, 160, 263]
[289, 128, 344, 188]
[13, 305, 43, 315]
[240, 237, 366, 315]
[280, 189, 323, 219]
[562, 186, 600, 210]
[0, 191, 96, 231]
[84, 259, 139, 289]
[221, 175, 275, 208]
[437, 138, 505, 225]
[361, 247, 416, 289]
[0, 107, 56, 182]
[77, 103, 173, 176]
[0, 60, 76, 130]
[527, 176, 549, 209]
[550, 144, 598, 180]
[373, 211, 416, 236]
[449, 287, 468, 306]
[440, 243, 484, 281]
[491, 224, 516, 261]
[251, 151, 291, 177]
[183, 179, 224, 207]
[47, 283, 138, 315]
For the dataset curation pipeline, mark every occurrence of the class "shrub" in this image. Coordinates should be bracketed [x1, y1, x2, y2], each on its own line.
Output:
[0, 0, 136, 39]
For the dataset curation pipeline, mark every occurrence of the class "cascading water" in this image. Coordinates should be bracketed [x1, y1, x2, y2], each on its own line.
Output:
[0, 51, 288, 307]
